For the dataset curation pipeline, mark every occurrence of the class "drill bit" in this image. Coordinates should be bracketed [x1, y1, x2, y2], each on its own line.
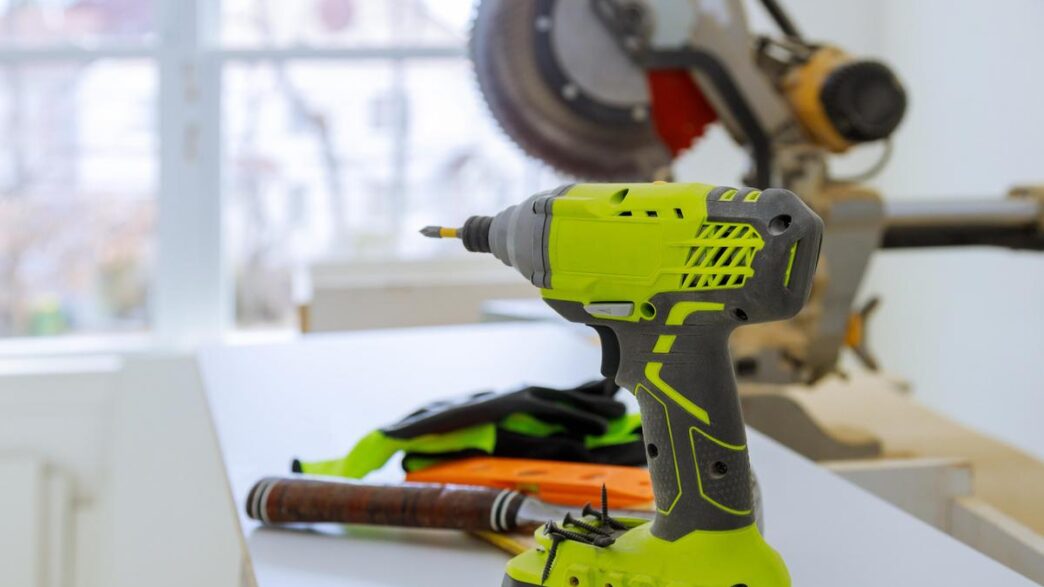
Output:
[423, 216, 494, 253]
[419, 225, 460, 239]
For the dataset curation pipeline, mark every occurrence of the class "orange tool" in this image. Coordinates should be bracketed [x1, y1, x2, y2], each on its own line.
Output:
[405, 456, 653, 508]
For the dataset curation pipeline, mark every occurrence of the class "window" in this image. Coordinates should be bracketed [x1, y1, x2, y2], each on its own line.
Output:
[0, 0, 155, 45]
[0, 0, 559, 341]
[0, 2, 157, 339]
[221, 0, 562, 329]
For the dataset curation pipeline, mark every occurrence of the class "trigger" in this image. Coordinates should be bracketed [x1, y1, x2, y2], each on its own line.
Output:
[590, 325, 621, 380]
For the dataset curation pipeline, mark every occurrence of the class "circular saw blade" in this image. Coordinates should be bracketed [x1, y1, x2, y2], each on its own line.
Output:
[470, 0, 673, 181]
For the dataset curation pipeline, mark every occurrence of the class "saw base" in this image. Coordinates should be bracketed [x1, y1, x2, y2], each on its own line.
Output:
[503, 521, 789, 587]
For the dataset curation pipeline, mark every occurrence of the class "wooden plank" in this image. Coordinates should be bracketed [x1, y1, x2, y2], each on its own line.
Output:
[827, 458, 1044, 584]
[782, 373, 1044, 535]
[952, 497, 1044, 585]
[825, 457, 972, 529]
[741, 387, 882, 461]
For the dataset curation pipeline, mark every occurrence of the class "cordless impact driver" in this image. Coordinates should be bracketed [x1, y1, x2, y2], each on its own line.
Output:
[423, 182, 823, 587]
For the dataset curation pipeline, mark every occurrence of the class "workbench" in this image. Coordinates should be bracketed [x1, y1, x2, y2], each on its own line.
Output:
[198, 322, 1036, 586]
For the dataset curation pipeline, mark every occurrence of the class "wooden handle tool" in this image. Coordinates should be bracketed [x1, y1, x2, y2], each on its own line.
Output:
[245, 476, 652, 533]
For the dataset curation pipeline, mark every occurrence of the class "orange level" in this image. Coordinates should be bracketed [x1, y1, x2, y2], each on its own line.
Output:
[405, 457, 653, 508]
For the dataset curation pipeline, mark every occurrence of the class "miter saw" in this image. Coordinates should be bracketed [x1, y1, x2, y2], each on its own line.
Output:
[471, 0, 910, 185]
[470, 0, 1044, 397]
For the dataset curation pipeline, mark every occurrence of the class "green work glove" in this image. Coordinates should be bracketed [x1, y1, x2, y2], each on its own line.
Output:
[294, 379, 645, 479]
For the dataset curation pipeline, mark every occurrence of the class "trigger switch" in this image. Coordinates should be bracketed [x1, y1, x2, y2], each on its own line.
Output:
[590, 325, 621, 379]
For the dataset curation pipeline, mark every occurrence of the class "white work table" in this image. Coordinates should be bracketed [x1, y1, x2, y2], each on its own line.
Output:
[199, 322, 1035, 587]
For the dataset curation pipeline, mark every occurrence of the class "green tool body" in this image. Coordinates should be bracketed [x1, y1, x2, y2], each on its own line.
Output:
[426, 182, 823, 587]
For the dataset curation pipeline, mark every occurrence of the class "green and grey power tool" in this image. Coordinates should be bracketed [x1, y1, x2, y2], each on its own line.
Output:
[423, 182, 822, 587]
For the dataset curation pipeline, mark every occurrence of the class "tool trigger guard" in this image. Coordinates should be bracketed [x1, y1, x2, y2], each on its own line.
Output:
[589, 325, 621, 380]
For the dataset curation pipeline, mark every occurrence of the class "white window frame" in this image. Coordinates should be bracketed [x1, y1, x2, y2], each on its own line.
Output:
[0, 0, 467, 353]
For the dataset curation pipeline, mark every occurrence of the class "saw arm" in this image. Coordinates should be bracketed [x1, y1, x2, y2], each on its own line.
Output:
[467, 0, 1039, 384]
[602, 0, 800, 185]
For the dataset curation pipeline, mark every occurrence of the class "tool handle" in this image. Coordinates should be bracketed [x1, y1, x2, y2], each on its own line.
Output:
[617, 319, 755, 540]
[245, 477, 526, 532]
[405, 457, 654, 508]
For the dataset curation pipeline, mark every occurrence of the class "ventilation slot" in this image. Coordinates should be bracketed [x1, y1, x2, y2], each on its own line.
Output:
[678, 222, 764, 290]
[674, 208, 684, 219]
[743, 190, 762, 202]
[718, 189, 738, 202]
[646, 210, 658, 217]
[617, 211, 632, 217]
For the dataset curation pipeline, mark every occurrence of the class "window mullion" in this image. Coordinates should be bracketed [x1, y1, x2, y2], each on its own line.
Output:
[154, 0, 227, 346]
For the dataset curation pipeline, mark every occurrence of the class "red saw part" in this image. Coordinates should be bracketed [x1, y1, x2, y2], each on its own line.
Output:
[646, 70, 718, 156]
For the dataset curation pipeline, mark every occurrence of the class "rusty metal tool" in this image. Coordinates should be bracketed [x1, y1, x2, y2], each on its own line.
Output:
[245, 476, 652, 534]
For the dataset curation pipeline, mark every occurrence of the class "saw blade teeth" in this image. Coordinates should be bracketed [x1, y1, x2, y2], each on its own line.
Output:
[467, 1, 569, 182]
[467, 0, 673, 182]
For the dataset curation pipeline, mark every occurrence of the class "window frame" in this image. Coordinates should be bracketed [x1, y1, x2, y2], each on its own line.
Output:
[0, 0, 469, 352]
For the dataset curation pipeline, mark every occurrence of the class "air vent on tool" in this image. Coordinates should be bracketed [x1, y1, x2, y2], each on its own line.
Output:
[717, 188, 762, 203]
[615, 209, 662, 217]
[679, 222, 765, 290]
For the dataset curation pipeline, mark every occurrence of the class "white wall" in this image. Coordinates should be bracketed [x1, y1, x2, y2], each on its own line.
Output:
[865, 0, 1044, 458]
[874, 0, 1044, 195]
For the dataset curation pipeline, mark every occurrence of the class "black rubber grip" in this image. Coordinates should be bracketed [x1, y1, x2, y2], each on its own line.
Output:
[462, 215, 494, 253]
